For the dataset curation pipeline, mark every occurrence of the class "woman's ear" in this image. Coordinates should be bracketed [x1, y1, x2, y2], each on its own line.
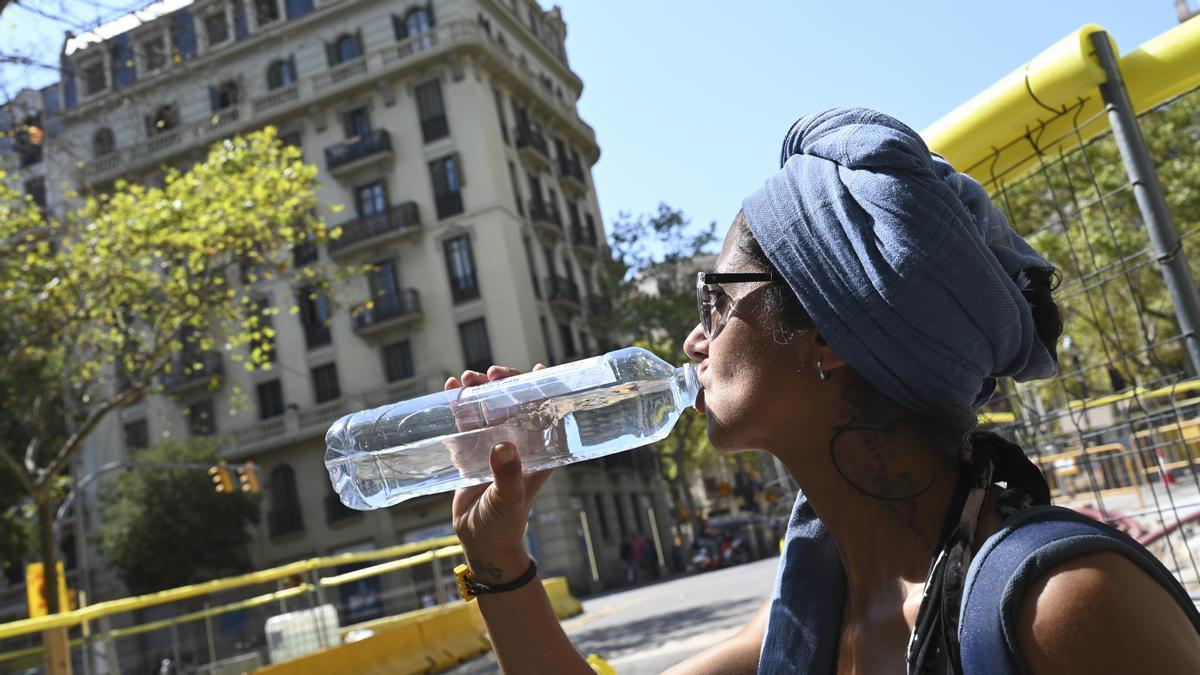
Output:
[813, 332, 848, 371]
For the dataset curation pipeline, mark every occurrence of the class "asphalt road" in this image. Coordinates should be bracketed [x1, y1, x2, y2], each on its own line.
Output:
[446, 556, 780, 674]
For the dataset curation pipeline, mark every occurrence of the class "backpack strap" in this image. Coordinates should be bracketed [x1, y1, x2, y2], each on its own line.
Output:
[958, 505, 1200, 674]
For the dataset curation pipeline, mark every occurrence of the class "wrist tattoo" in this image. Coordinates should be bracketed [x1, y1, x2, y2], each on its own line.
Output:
[468, 557, 506, 584]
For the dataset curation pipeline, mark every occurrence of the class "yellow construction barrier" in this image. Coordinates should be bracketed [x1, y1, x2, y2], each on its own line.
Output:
[253, 577, 582, 674]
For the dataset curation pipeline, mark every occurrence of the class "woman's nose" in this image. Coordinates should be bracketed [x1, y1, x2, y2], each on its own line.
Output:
[684, 322, 708, 362]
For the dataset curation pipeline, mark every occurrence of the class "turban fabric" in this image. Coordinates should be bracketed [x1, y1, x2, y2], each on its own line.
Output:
[741, 108, 1058, 426]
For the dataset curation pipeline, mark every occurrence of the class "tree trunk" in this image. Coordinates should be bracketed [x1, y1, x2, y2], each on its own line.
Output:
[37, 489, 73, 674]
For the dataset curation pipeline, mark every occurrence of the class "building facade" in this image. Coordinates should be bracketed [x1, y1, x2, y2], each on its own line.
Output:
[5, 0, 679, 616]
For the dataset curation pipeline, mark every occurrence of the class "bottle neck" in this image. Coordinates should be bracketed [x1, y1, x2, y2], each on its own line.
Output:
[674, 363, 700, 409]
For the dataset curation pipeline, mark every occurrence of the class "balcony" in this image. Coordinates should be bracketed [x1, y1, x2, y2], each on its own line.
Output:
[80, 152, 122, 183]
[570, 222, 598, 261]
[351, 288, 423, 337]
[528, 199, 563, 244]
[515, 124, 551, 171]
[546, 275, 581, 313]
[325, 129, 393, 175]
[161, 350, 224, 392]
[557, 156, 586, 197]
[328, 202, 421, 257]
[252, 84, 299, 114]
[313, 55, 368, 92]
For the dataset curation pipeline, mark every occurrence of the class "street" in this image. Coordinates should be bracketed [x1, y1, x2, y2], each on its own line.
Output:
[447, 556, 779, 674]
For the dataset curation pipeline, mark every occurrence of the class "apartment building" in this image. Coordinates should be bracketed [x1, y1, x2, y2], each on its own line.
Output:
[6, 0, 679, 613]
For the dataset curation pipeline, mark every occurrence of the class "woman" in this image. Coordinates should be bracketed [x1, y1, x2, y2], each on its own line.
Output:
[446, 109, 1200, 673]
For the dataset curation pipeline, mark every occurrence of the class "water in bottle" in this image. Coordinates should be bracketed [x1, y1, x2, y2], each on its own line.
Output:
[325, 347, 700, 509]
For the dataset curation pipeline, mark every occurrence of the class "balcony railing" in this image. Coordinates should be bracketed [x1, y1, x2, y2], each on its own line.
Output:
[571, 222, 597, 249]
[557, 155, 585, 194]
[528, 199, 562, 229]
[253, 84, 299, 114]
[547, 275, 581, 307]
[314, 56, 367, 91]
[325, 129, 392, 172]
[515, 124, 551, 168]
[328, 201, 421, 255]
[351, 288, 422, 333]
[161, 350, 224, 391]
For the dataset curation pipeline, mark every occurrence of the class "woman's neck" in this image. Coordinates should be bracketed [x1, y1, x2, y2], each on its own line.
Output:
[778, 384, 962, 617]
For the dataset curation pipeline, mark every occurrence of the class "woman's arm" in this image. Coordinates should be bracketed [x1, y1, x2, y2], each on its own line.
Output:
[661, 597, 770, 675]
[1017, 550, 1200, 674]
[448, 366, 593, 675]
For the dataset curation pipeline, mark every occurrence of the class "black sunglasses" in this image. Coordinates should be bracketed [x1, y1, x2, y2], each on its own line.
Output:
[695, 272, 777, 340]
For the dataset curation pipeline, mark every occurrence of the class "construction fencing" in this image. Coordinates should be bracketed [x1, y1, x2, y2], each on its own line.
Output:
[0, 536, 469, 674]
[924, 21, 1200, 590]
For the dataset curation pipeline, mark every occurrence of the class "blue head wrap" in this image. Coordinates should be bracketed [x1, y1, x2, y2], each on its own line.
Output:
[741, 108, 1058, 426]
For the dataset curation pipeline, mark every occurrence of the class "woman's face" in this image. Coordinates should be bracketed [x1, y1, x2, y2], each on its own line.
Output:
[684, 224, 817, 453]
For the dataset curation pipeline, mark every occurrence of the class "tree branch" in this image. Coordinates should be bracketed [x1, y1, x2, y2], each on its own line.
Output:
[0, 439, 35, 495]
[38, 385, 142, 487]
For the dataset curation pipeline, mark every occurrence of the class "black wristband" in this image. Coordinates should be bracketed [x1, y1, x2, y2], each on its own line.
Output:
[455, 559, 538, 601]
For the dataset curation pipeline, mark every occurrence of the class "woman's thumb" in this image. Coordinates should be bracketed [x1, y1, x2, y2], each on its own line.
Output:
[487, 442, 525, 508]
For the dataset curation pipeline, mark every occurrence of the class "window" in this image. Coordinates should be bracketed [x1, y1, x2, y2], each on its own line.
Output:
[429, 155, 463, 219]
[297, 286, 332, 348]
[406, 7, 432, 38]
[383, 341, 414, 382]
[268, 464, 304, 537]
[312, 363, 341, 402]
[279, 130, 302, 149]
[142, 36, 167, 72]
[523, 235, 540, 298]
[508, 161, 523, 216]
[146, 104, 178, 134]
[14, 116, 42, 167]
[613, 493, 628, 537]
[254, 0, 280, 26]
[257, 379, 285, 419]
[187, 400, 216, 436]
[93, 128, 115, 157]
[493, 88, 509, 145]
[82, 60, 106, 95]
[355, 181, 387, 217]
[205, 11, 229, 45]
[459, 319, 493, 373]
[559, 322, 577, 358]
[24, 178, 46, 211]
[266, 58, 295, 89]
[343, 107, 370, 139]
[250, 298, 275, 364]
[414, 80, 448, 142]
[333, 33, 361, 64]
[444, 235, 479, 303]
[210, 80, 239, 111]
[292, 240, 318, 267]
[124, 419, 149, 450]
[593, 494, 610, 539]
[368, 259, 401, 307]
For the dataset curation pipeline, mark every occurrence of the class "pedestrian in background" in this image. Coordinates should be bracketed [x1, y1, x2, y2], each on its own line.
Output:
[618, 538, 635, 586]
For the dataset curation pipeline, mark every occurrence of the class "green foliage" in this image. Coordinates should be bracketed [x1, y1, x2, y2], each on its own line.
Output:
[996, 91, 1200, 403]
[593, 205, 729, 508]
[97, 439, 260, 595]
[0, 127, 336, 610]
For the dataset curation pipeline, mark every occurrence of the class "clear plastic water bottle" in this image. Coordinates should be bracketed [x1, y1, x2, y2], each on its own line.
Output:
[325, 347, 700, 510]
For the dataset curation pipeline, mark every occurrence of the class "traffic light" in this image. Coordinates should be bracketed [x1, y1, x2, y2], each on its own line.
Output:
[209, 462, 234, 493]
[237, 461, 261, 493]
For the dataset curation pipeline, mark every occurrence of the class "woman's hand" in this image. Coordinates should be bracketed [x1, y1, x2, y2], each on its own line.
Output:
[447, 365, 554, 584]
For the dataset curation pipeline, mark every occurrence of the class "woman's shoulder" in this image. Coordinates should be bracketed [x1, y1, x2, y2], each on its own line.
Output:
[964, 505, 1200, 673]
[1015, 548, 1200, 673]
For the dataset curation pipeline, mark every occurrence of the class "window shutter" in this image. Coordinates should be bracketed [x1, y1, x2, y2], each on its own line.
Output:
[288, 55, 297, 82]
[392, 14, 408, 39]
[324, 41, 335, 66]
[426, 2, 436, 26]
[208, 86, 219, 112]
[355, 29, 364, 54]
[454, 152, 465, 187]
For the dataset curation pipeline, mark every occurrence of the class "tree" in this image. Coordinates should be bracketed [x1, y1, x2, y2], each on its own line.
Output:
[0, 127, 341, 615]
[996, 90, 1200, 408]
[96, 440, 260, 594]
[592, 204, 729, 537]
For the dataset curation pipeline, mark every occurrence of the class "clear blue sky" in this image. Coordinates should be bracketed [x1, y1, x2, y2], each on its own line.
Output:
[2, 1, 1182, 239]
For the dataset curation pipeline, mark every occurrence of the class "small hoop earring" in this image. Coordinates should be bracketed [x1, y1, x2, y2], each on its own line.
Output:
[816, 358, 830, 382]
